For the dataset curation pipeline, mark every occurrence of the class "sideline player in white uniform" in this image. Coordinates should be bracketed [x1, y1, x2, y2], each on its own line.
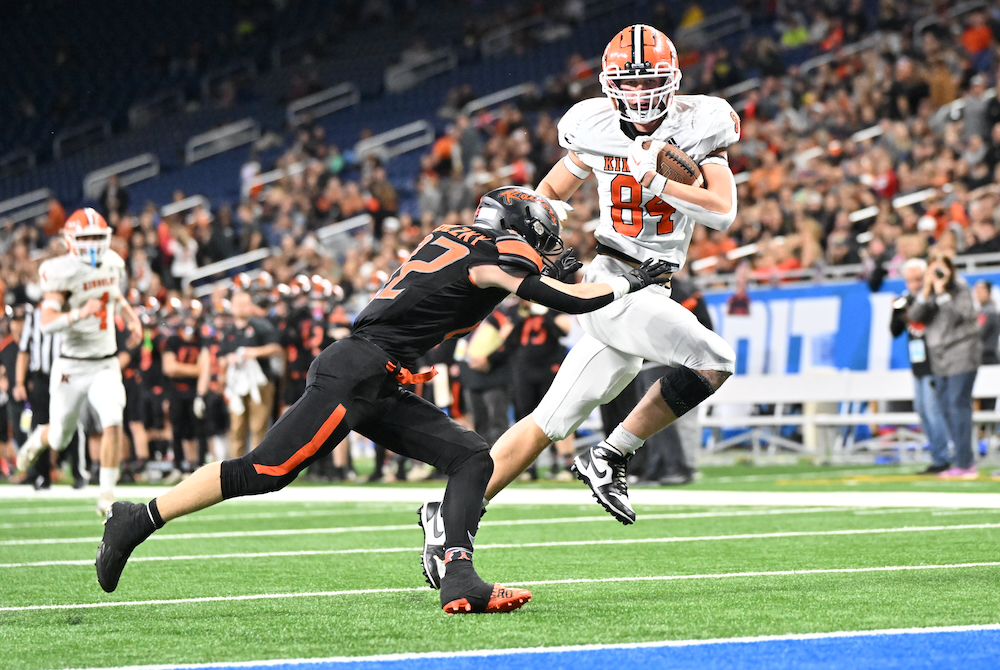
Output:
[17, 208, 142, 513]
[419, 23, 740, 586]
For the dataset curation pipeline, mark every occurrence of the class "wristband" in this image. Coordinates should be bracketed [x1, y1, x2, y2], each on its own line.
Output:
[607, 276, 632, 300]
[648, 173, 667, 196]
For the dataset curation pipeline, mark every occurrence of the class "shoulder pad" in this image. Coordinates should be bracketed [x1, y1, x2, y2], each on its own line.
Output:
[102, 250, 126, 270]
[495, 235, 543, 275]
[688, 96, 740, 161]
[557, 99, 611, 154]
[38, 255, 78, 293]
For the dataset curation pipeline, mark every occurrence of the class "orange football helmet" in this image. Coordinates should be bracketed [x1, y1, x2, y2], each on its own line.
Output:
[600, 24, 681, 125]
[64, 208, 111, 267]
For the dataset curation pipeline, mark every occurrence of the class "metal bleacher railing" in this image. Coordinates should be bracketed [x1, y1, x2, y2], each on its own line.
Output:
[53, 119, 111, 160]
[354, 121, 435, 163]
[82, 153, 161, 201]
[185, 118, 261, 165]
[0, 188, 53, 226]
[183, 213, 373, 297]
[384, 48, 458, 94]
[286, 83, 361, 127]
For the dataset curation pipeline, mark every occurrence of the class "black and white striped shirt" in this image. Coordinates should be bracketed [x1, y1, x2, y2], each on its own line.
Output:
[19, 307, 60, 375]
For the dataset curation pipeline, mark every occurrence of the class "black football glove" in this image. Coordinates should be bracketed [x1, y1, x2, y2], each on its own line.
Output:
[623, 259, 676, 293]
[542, 248, 584, 283]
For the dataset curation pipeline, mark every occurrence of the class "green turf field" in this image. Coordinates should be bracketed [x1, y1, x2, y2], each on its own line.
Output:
[2, 473, 999, 670]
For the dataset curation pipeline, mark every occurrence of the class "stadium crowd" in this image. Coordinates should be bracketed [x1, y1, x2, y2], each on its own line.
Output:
[1, 0, 999, 485]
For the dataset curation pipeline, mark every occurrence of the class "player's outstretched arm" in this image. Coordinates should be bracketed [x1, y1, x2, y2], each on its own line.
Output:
[469, 261, 672, 315]
[537, 151, 591, 202]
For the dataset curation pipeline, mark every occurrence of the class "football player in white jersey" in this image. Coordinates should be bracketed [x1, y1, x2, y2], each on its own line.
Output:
[419, 23, 739, 587]
[17, 208, 142, 514]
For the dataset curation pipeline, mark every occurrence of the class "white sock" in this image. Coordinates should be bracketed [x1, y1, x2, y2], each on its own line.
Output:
[606, 425, 645, 455]
[99, 467, 119, 495]
[482, 497, 490, 509]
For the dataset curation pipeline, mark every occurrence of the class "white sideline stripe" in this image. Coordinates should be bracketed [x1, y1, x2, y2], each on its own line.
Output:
[5, 562, 999, 613]
[0, 507, 847, 541]
[0, 507, 925, 544]
[0, 507, 418, 530]
[3, 522, 998, 568]
[59, 623, 1000, 670]
[3, 485, 1000, 508]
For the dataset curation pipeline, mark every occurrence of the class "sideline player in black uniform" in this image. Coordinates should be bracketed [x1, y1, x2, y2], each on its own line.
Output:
[96, 186, 673, 613]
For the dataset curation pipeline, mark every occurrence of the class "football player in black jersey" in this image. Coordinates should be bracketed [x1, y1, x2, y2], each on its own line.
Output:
[96, 186, 673, 614]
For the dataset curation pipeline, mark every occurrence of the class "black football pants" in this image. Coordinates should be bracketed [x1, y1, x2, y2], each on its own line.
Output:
[220, 336, 491, 552]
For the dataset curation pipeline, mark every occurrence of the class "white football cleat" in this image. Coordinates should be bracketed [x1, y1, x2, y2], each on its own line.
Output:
[572, 442, 636, 525]
[15, 427, 46, 473]
[417, 501, 446, 589]
[97, 492, 116, 517]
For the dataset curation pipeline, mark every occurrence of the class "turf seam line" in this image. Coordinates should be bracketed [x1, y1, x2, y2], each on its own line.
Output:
[4, 522, 1000, 566]
[4, 562, 999, 612]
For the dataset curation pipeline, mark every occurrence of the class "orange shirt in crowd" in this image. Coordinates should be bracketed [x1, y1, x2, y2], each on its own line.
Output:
[962, 25, 993, 54]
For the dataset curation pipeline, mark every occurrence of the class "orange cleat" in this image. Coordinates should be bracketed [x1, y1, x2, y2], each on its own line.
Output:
[443, 584, 532, 614]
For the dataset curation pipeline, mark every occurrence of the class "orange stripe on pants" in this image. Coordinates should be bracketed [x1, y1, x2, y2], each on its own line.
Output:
[253, 404, 347, 476]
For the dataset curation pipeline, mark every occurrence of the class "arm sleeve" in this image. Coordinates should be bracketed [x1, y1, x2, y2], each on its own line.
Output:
[515, 275, 614, 315]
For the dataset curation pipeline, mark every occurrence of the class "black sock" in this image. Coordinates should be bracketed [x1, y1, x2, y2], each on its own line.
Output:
[146, 498, 165, 529]
[441, 451, 493, 552]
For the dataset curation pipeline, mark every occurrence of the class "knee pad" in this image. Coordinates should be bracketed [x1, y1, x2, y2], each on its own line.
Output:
[658, 366, 715, 418]
[220, 456, 284, 499]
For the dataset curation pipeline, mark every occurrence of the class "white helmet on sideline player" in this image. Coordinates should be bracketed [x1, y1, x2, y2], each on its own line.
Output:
[64, 208, 112, 267]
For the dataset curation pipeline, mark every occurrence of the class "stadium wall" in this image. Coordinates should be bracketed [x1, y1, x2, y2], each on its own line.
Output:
[704, 273, 1000, 376]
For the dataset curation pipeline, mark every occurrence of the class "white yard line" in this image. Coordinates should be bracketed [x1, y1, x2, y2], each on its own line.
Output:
[2, 485, 1000, 508]
[3, 523, 998, 568]
[59, 622, 1000, 670]
[0, 507, 931, 544]
[4, 562, 998, 613]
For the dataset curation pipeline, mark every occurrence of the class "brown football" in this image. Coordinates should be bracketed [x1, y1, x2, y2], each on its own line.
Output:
[643, 141, 704, 187]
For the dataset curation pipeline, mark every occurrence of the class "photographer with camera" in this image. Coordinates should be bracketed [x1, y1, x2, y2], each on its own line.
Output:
[908, 252, 982, 479]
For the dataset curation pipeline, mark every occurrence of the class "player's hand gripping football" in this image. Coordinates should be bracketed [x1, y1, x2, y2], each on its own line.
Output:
[622, 259, 675, 293]
[542, 248, 583, 283]
[627, 136, 666, 191]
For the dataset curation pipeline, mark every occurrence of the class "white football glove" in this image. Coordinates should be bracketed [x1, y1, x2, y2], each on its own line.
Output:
[548, 199, 574, 223]
[627, 136, 668, 195]
[193, 396, 206, 419]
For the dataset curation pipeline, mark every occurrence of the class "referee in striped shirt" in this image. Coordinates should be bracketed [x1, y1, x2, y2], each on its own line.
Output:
[15, 305, 86, 488]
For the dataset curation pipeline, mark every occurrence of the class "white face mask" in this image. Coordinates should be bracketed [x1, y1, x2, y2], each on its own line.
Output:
[69, 232, 111, 267]
[600, 68, 681, 125]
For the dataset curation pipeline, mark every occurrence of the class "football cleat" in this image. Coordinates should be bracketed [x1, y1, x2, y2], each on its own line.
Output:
[95, 501, 152, 592]
[439, 548, 530, 614]
[417, 501, 446, 589]
[96, 491, 115, 517]
[572, 442, 636, 525]
[15, 427, 46, 473]
[443, 584, 533, 615]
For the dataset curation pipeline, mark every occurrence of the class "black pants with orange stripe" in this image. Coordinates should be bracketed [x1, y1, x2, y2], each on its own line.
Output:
[220, 335, 492, 552]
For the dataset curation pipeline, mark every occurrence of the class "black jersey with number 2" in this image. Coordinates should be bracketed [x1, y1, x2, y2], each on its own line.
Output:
[353, 224, 544, 366]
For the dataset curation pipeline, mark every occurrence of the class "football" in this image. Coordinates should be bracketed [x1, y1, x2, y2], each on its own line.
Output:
[643, 141, 704, 187]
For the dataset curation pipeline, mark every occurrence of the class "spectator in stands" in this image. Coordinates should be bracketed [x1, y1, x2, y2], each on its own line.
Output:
[909, 252, 982, 479]
[99, 175, 130, 220]
[219, 291, 281, 457]
[892, 258, 951, 474]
